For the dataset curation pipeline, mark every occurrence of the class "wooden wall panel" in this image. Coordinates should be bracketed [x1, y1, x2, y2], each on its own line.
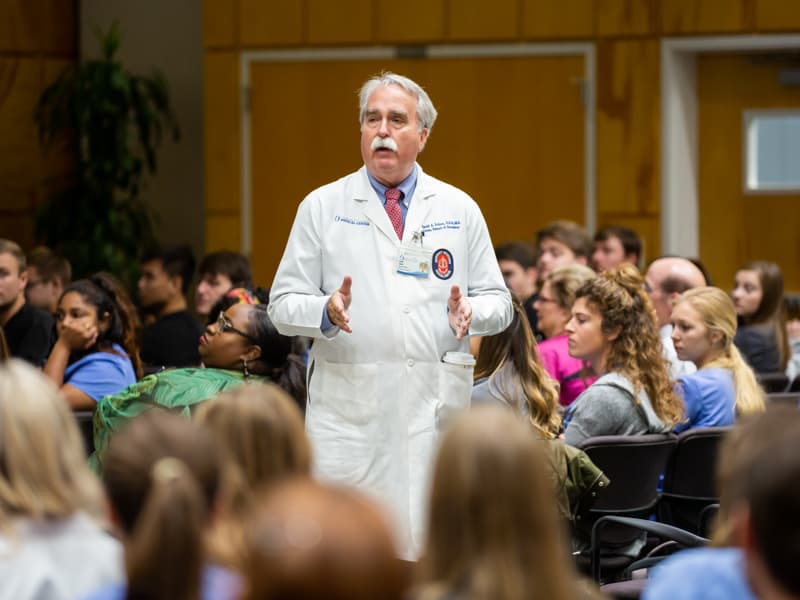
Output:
[239, 0, 304, 47]
[0, 214, 35, 250]
[0, 0, 42, 52]
[755, 0, 800, 31]
[521, 0, 594, 39]
[307, 0, 373, 45]
[447, 0, 519, 41]
[204, 0, 236, 48]
[376, 0, 446, 43]
[203, 52, 240, 214]
[595, 0, 657, 37]
[595, 40, 660, 216]
[41, 0, 75, 54]
[698, 54, 800, 291]
[661, 0, 751, 34]
[205, 214, 241, 253]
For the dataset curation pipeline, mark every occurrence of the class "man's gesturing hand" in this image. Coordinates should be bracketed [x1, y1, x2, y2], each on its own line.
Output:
[448, 285, 472, 340]
[327, 275, 353, 333]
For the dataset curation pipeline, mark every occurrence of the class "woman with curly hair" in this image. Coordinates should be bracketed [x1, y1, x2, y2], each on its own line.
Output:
[563, 265, 682, 446]
[44, 273, 141, 409]
[472, 295, 561, 440]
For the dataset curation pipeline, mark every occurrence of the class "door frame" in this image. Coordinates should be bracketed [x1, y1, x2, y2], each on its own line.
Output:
[661, 34, 800, 257]
[239, 43, 596, 256]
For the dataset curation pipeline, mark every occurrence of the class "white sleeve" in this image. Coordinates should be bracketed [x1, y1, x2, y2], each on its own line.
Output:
[268, 194, 339, 339]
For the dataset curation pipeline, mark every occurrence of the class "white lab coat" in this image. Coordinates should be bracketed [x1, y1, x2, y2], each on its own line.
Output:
[269, 165, 512, 558]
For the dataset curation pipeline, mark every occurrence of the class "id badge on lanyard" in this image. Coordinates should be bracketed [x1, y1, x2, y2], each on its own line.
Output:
[396, 230, 430, 278]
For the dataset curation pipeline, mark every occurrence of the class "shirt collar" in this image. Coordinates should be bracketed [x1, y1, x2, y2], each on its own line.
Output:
[367, 163, 418, 208]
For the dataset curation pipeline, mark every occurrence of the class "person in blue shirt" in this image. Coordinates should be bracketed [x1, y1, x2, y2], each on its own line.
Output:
[44, 273, 141, 409]
[670, 287, 765, 432]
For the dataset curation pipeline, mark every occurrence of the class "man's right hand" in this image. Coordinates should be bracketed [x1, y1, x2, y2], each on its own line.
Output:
[326, 275, 353, 333]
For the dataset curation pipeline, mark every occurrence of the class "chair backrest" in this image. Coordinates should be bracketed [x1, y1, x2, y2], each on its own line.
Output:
[659, 427, 731, 532]
[757, 372, 789, 393]
[578, 433, 678, 514]
[576, 433, 677, 550]
[766, 393, 800, 409]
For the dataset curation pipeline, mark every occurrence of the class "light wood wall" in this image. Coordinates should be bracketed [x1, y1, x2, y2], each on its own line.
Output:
[0, 0, 76, 249]
[203, 0, 800, 285]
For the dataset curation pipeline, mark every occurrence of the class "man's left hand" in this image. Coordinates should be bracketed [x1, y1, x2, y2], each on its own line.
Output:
[448, 285, 472, 340]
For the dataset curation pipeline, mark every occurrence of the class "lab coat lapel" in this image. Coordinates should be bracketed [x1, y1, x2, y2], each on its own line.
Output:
[355, 169, 401, 243]
[404, 168, 435, 238]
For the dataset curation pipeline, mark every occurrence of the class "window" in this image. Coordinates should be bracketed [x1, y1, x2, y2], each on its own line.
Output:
[744, 110, 800, 193]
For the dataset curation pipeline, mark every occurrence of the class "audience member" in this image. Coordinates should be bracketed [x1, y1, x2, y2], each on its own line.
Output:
[88, 411, 240, 600]
[645, 256, 707, 379]
[196, 383, 312, 566]
[0, 360, 122, 599]
[785, 295, 800, 381]
[90, 291, 306, 471]
[495, 241, 539, 329]
[644, 407, 800, 600]
[563, 265, 683, 446]
[472, 295, 561, 439]
[0, 239, 54, 366]
[535, 264, 597, 406]
[591, 225, 642, 272]
[0, 327, 8, 362]
[415, 406, 590, 600]
[732, 260, 789, 374]
[671, 288, 765, 432]
[25, 246, 71, 315]
[138, 245, 203, 368]
[195, 251, 252, 318]
[242, 478, 407, 600]
[44, 273, 141, 410]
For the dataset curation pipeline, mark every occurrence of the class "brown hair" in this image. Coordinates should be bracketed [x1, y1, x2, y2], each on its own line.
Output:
[27, 246, 72, 285]
[0, 239, 26, 273]
[102, 411, 223, 600]
[417, 407, 577, 600]
[473, 295, 561, 438]
[243, 478, 407, 600]
[736, 260, 789, 369]
[547, 264, 596, 310]
[535, 220, 592, 259]
[575, 264, 682, 426]
[675, 287, 765, 417]
[0, 327, 8, 362]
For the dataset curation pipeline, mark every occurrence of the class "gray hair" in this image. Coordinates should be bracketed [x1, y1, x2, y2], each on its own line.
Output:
[358, 72, 438, 133]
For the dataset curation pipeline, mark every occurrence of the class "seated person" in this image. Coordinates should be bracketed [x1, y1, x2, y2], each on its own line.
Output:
[25, 246, 71, 315]
[644, 407, 800, 600]
[786, 295, 800, 381]
[591, 225, 642, 272]
[0, 360, 123, 598]
[732, 261, 788, 374]
[671, 287, 764, 433]
[0, 239, 54, 366]
[138, 244, 203, 368]
[90, 289, 306, 472]
[534, 264, 597, 406]
[194, 251, 252, 320]
[494, 240, 538, 331]
[44, 273, 141, 410]
[563, 265, 683, 446]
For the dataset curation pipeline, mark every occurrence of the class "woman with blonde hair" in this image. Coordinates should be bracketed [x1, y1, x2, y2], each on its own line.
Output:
[563, 265, 682, 446]
[534, 264, 597, 406]
[0, 360, 122, 599]
[472, 295, 561, 439]
[416, 406, 587, 600]
[195, 383, 312, 565]
[670, 287, 765, 432]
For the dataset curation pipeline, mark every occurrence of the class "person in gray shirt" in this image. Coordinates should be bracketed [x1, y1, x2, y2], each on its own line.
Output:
[563, 265, 683, 446]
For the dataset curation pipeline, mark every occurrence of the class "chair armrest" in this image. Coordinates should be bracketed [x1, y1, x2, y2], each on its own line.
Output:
[590, 516, 708, 582]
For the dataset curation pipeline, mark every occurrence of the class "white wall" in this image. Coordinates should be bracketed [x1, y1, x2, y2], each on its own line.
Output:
[80, 0, 204, 257]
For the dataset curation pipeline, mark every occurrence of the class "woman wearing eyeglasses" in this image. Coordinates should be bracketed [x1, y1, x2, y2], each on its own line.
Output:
[88, 288, 306, 473]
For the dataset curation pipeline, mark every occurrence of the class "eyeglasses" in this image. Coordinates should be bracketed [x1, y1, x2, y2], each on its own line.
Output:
[217, 313, 258, 344]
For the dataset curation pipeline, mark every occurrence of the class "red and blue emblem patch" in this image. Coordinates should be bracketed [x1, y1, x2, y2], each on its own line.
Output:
[432, 248, 454, 280]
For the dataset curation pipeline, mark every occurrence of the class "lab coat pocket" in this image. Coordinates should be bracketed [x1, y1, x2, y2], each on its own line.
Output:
[436, 360, 474, 432]
[311, 360, 379, 427]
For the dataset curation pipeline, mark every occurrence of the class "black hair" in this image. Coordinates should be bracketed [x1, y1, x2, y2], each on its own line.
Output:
[197, 251, 252, 288]
[593, 226, 642, 265]
[142, 244, 196, 296]
[494, 241, 537, 269]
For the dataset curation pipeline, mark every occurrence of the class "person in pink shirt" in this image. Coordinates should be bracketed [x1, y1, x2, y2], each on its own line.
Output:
[534, 264, 597, 406]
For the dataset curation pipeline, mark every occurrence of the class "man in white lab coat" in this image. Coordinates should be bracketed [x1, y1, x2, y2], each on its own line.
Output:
[268, 72, 512, 558]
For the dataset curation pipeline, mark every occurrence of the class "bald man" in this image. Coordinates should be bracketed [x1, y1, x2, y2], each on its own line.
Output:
[645, 257, 708, 379]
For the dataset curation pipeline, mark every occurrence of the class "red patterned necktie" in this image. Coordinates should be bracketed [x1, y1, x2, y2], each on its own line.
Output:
[385, 188, 404, 240]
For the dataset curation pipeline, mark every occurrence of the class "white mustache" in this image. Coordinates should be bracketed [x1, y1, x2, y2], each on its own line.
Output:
[371, 137, 398, 152]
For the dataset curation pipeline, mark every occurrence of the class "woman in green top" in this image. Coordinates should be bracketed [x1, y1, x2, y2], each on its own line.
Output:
[90, 289, 306, 471]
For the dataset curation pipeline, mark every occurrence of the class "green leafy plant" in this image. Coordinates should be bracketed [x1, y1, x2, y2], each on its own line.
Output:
[34, 21, 180, 288]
